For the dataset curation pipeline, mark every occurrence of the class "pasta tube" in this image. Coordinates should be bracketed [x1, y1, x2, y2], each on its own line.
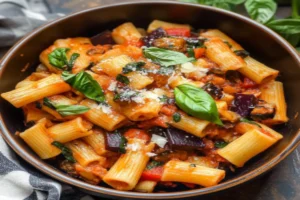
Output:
[80, 99, 128, 131]
[169, 112, 210, 138]
[19, 119, 61, 159]
[112, 22, 142, 44]
[82, 129, 108, 156]
[66, 140, 106, 167]
[47, 117, 93, 143]
[134, 180, 157, 193]
[1, 74, 71, 108]
[204, 38, 246, 71]
[161, 160, 225, 187]
[147, 20, 191, 33]
[218, 129, 280, 167]
[103, 139, 155, 190]
[259, 81, 288, 124]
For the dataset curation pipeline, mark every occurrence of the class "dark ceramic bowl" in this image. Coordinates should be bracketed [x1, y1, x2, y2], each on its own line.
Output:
[0, 1, 299, 199]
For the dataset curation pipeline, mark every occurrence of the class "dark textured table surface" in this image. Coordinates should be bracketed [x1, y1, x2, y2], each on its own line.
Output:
[4, 0, 300, 199]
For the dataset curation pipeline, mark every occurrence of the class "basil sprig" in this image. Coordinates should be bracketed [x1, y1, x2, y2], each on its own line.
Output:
[143, 47, 195, 67]
[43, 98, 90, 116]
[48, 48, 80, 71]
[245, 0, 277, 24]
[52, 141, 76, 163]
[116, 74, 130, 85]
[62, 71, 105, 103]
[174, 84, 223, 125]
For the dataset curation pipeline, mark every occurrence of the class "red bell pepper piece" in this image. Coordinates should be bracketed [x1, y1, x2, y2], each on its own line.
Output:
[193, 47, 206, 59]
[141, 166, 164, 181]
[165, 28, 191, 37]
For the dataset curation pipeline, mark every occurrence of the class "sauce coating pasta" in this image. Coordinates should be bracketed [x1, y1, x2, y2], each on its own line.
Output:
[1, 20, 287, 192]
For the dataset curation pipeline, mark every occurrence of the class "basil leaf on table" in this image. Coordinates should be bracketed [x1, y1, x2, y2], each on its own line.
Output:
[48, 48, 70, 69]
[62, 71, 105, 103]
[240, 117, 262, 128]
[143, 47, 195, 67]
[43, 98, 90, 116]
[52, 141, 76, 163]
[245, 0, 277, 24]
[292, 0, 300, 19]
[174, 84, 223, 125]
[266, 19, 300, 45]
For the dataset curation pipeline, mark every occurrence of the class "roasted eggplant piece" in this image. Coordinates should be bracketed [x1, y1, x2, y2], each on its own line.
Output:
[166, 128, 205, 150]
[90, 30, 115, 45]
[104, 131, 122, 152]
[141, 28, 166, 46]
[250, 100, 275, 121]
[202, 83, 223, 99]
[230, 93, 257, 117]
[152, 37, 186, 52]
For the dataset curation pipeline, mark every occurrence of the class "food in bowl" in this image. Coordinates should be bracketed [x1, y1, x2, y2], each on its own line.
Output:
[1, 20, 288, 192]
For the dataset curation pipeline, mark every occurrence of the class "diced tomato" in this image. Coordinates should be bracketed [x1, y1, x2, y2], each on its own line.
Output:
[124, 38, 143, 47]
[124, 129, 150, 141]
[165, 28, 191, 37]
[242, 77, 257, 89]
[193, 47, 206, 59]
[160, 105, 177, 116]
[141, 166, 164, 181]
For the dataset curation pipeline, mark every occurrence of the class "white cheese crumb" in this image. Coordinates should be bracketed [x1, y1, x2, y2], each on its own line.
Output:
[181, 62, 197, 73]
[126, 143, 141, 151]
[146, 152, 157, 157]
[97, 104, 112, 114]
[151, 134, 168, 148]
[132, 95, 145, 104]
[108, 81, 117, 91]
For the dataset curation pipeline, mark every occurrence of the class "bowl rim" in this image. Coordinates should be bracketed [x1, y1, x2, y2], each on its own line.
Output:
[1, 1, 300, 199]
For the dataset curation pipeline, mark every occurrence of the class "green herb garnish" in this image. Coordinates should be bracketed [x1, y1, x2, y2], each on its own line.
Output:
[143, 47, 194, 67]
[174, 84, 223, 125]
[62, 71, 105, 103]
[173, 112, 181, 122]
[214, 140, 228, 148]
[119, 136, 128, 154]
[234, 50, 250, 58]
[146, 161, 164, 170]
[48, 48, 80, 70]
[116, 74, 130, 85]
[52, 141, 76, 163]
[122, 62, 146, 74]
[240, 118, 262, 128]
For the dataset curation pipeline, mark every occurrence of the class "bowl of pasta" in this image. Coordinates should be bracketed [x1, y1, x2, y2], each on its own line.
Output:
[0, 1, 299, 199]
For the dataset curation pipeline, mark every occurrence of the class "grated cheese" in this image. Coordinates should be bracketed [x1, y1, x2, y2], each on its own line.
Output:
[151, 134, 168, 148]
[146, 152, 157, 157]
[108, 81, 117, 91]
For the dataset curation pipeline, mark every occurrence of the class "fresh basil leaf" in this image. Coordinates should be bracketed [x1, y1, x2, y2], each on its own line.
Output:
[67, 53, 80, 70]
[48, 48, 69, 69]
[62, 71, 105, 103]
[234, 50, 250, 58]
[52, 141, 76, 163]
[240, 118, 262, 128]
[119, 136, 128, 154]
[43, 97, 56, 109]
[122, 62, 146, 74]
[174, 84, 223, 125]
[143, 47, 195, 67]
[212, 2, 232, 10]
[266, 19, 300, 35]
[146, 161, 164, 170]
[292, 0, 300, 19]
[173, 112, 181, 122]
[116, 74, 130, 85]
[245, 0, 277, 24]
[214, 140, 228, 148]
[55, 105, 90, 116]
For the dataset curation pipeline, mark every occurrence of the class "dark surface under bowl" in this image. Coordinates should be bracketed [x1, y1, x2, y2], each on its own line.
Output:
[0, 1, 300, 199]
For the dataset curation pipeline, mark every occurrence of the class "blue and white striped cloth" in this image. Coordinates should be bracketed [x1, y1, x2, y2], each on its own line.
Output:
[0, 1, 97, 199]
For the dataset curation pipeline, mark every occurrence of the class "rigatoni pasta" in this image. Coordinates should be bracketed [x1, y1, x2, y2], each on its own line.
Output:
[2, 20, 288, 192]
